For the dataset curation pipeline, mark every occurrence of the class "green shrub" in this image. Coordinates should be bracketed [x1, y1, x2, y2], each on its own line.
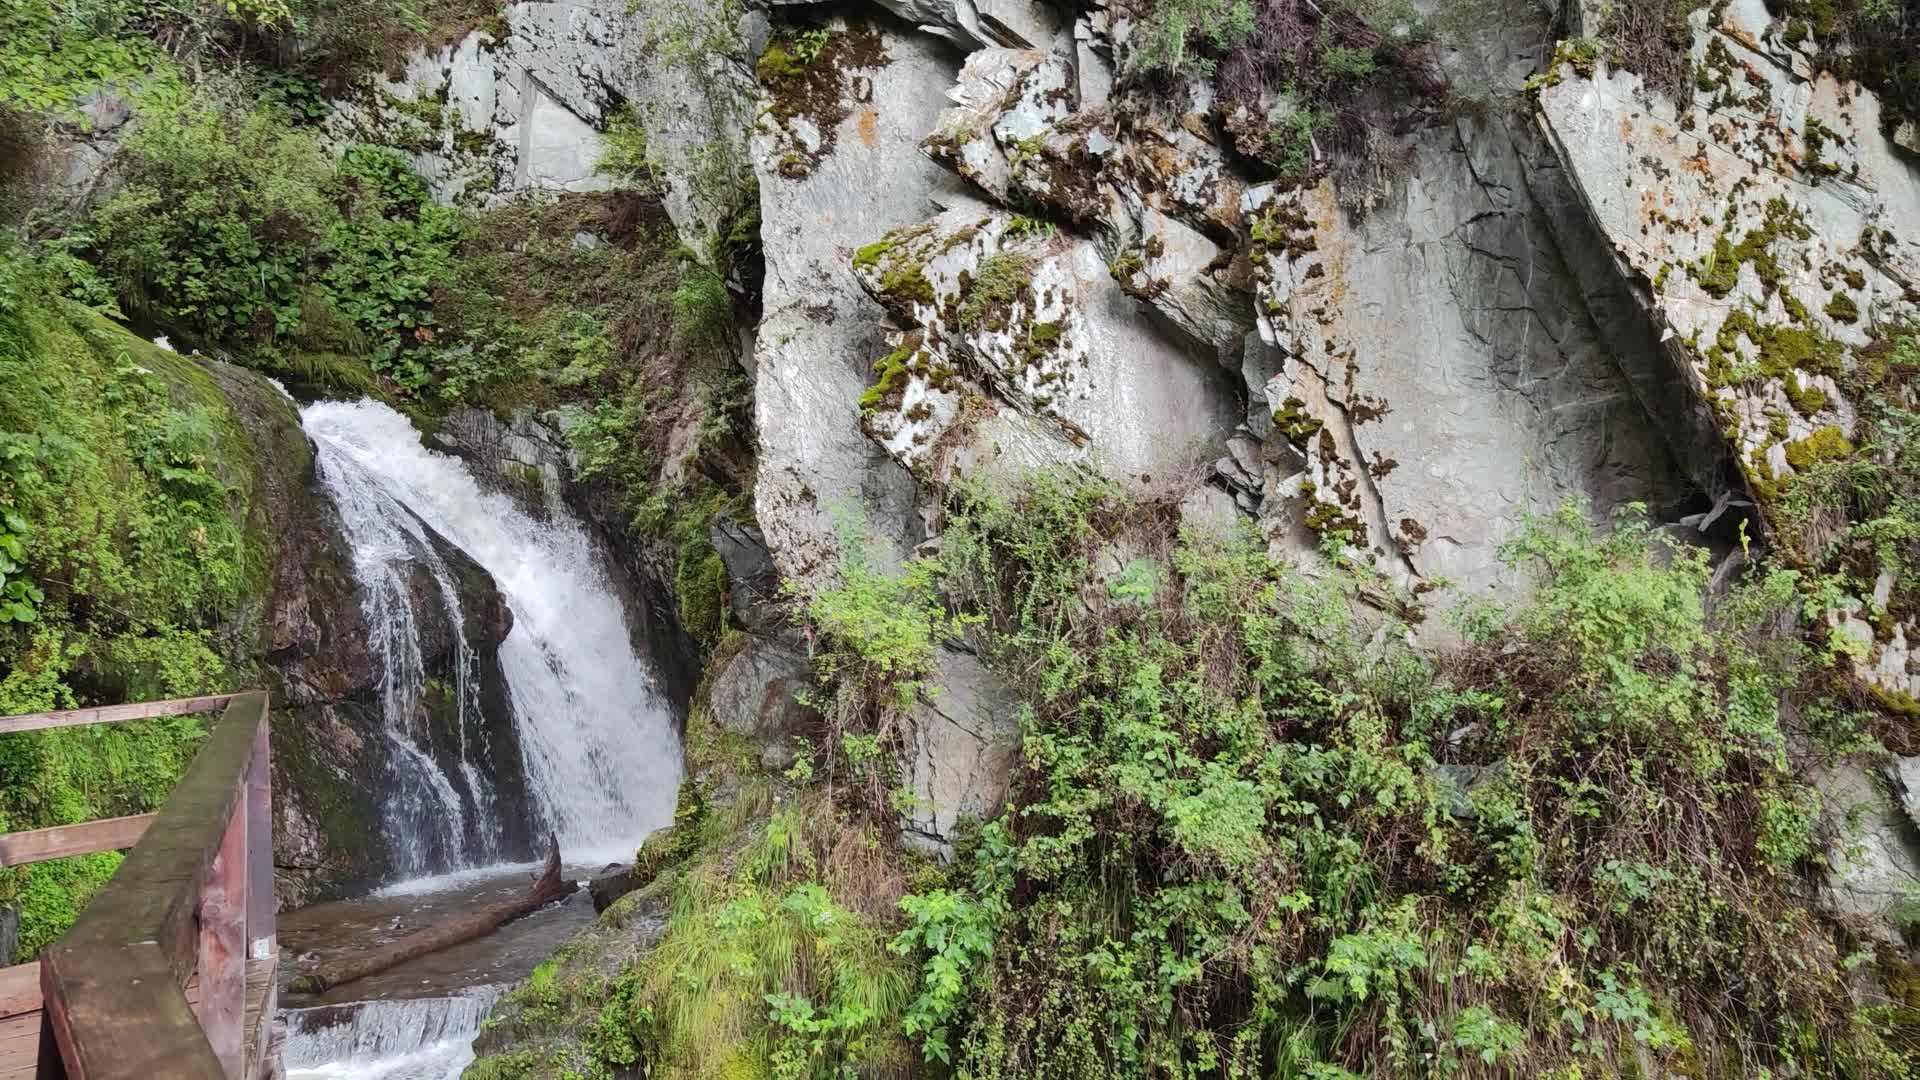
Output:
[859, 478, 1896, 1077]
[90, 100, 332, 343]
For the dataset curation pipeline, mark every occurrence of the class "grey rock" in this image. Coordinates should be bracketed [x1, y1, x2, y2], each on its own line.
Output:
[751, 24, 958, 589]
[1536, 5, 1920, 693]
[848, 207, 1238, 492]
[324, 0, 757, 260]
[76, 86, 132, 134]
[707, 634, 816, 760]
[901, 647, 1023, 855]
[1816, 763, 1920, 944]
[1178, 484, 1244, 535]
[709, 517, 784, 631]
[861, 0, 1064, 48]
[1243, 115, 1687, 597]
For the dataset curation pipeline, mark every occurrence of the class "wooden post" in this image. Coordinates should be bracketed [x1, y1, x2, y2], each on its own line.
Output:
[244, 722, 273, 963]
[194, 800, 246, 1077]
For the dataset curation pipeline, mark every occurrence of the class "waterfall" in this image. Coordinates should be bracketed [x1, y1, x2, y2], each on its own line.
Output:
[303, 398, 681, 869]
[283, 988, 505, 1079]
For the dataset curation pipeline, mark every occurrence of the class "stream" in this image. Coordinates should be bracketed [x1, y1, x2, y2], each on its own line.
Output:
[279, 400, 683, 1077]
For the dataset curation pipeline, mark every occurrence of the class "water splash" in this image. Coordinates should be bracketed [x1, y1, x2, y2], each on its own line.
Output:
[283, 988, 504, 1080]
[303, 399, 681, 868]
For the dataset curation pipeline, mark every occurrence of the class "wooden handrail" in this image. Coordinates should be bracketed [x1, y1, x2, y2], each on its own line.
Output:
[37, 690, 273, 1079]
[0, 695, 237, 737]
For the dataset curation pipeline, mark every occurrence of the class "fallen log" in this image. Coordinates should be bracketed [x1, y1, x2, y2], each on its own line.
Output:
[288, 833, 577, 996]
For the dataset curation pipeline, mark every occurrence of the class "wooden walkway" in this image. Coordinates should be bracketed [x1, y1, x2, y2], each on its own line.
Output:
[0, 693, 279, 1078]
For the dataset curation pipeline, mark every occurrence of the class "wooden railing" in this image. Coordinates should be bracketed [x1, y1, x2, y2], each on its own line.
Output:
[0, 692, 276, 1079]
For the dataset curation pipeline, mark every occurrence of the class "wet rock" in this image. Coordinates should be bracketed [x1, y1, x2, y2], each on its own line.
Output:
[709, 516, 783, 632]
[588, 865, 647, 913]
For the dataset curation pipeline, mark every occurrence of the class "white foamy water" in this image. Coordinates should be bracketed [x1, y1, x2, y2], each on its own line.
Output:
[284, 988, 504, 1080]
[302, 398, 681, 868]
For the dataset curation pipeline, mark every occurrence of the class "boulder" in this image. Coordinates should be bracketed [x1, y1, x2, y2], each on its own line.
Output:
[707, 633, 817, 769]
[1818, 763, 1920, 944]
[900, 647, 1023, 855]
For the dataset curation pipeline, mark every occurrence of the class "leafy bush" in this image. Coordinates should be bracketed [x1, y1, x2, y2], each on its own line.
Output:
[0, 252, 258, 957]
[852, 478, 1904, 1077]
[89, 98, 333, 342]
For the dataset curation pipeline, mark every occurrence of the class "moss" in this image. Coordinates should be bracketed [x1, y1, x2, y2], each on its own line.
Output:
[1802, 115, 1845, 179]
[1783, 425, 1855, 470]
[1784, 372, 1831, 415]
[1824, 291, 1859, 323]
[852, 239, 893, 273]
[957, 253, 1030, 330]
[1692, 198, 1811, 299]
[1271, 396, 1324, 446]
[860, 342, 917, 414]
[878, 262, 934, 307]
[674, 538, 727, 649]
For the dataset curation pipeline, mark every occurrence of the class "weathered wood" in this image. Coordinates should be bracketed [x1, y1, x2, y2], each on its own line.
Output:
[240, 957, 275, 1080]
[194, 800, 246, 1078]
[40, 942, 221, 1079]
[243, 722, 273, 962]
[0, 696, 235, 737]
[0, 967, 36, 1022]
[288, 836, 576, 996]
[38, 692, 271, 1079]
[53, 693, 267, 983]
[0, 817, 156, 870]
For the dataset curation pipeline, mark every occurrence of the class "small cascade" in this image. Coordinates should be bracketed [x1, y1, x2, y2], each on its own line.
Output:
[303, 398, 681, 868]
[283, 987, 504, 1080]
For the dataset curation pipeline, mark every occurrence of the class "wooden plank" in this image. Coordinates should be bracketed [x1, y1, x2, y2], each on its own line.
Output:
[40, 942, 222, 1079]
[240, 958, 274, 1080]
[194, 801, 246, 1078]
[243, 725, 273, 960]
[0, 696, 235, 737]
[56, 693, 268, 983]
[0, 1012, 39, 1079]
[0, 966, 37, 1021]
[0, 817, 155, 870]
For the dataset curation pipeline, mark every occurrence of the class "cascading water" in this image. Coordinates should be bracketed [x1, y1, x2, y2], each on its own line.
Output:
[285, 399, 684, 1077]
[283, 989, 505, 1080]
[311, 433, 498, 876]
[303, 398, 681, 869]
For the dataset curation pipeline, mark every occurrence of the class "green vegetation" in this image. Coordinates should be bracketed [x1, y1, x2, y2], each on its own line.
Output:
[828, 480, 1907, 1076]
[1125, 0, 1438, 182]
[481, 457, 1920, 1077]
[0, 245, 268, 956]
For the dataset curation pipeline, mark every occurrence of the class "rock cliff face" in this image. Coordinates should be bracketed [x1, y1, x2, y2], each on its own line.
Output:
[363, 0, 1918, 901]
